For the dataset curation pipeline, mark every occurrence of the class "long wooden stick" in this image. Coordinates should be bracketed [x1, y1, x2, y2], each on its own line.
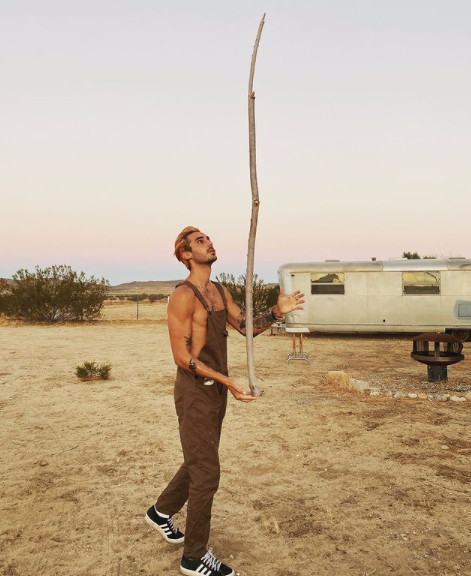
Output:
[246, 13, 265, 397]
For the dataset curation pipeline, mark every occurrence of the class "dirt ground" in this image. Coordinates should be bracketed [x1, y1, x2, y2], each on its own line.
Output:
[1, 301, 470, 576]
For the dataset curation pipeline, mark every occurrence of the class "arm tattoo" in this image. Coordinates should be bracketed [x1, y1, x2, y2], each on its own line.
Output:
[237, 310, 273, 336]
[253, 312, 274, 331]
[184, 335, 192, 349]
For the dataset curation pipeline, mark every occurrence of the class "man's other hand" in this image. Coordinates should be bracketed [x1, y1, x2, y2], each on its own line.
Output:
[226, 378, 259, 402]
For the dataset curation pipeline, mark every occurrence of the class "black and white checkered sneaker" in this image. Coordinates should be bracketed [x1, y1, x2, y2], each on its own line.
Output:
[180, 549, 234, 576]
[145, 505, 184, 544]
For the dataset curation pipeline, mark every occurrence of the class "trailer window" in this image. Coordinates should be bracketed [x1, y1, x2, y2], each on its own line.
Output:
[311, 272, 345, 294]
[403, 271, 440, 295]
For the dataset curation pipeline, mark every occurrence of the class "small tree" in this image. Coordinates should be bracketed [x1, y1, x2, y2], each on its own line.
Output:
[0, 265, 109, 322]
[216, 273, 279, 316]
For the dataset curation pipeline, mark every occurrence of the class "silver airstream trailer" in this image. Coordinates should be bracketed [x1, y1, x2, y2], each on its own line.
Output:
[278, 259, 471, 341]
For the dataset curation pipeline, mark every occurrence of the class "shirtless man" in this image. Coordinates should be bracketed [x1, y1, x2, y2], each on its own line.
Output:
[145, 226, 304, 576]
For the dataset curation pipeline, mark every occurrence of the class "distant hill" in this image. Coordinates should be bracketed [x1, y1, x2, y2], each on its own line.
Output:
[109, 280, 183, 294]
[3, 278, 278, 295]
[1, 277, 181, 293]
[109, 279, 279, 294]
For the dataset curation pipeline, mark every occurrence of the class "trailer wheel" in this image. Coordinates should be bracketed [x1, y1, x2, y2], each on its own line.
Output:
[450, 329, 470, 343]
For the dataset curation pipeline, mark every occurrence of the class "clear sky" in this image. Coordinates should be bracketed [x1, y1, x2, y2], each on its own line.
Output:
[1, 0, 470, 284]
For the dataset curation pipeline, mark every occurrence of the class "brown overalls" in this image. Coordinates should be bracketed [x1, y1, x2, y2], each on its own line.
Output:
[156, 281, 229, 560]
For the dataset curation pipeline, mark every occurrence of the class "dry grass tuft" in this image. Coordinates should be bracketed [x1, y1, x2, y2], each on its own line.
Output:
[324, 370, 353, 391]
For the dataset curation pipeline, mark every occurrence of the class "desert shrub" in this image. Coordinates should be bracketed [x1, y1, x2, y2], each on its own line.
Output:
[0, 265, 109, 322]
[0, 280, 11, 316]
[75, 361, 111, 381]
[148, 294, 168, 303]
[216, 273, 279, 316]
[402, 251, 421, 259]
[124, 293, 168, 303]
[403, 252, 441, 260]
[128, 293, 149, 302]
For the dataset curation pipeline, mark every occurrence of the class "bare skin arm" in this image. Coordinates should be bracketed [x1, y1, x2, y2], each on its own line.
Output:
[224, 286, 306, 337]
[167, 287, 257, 402]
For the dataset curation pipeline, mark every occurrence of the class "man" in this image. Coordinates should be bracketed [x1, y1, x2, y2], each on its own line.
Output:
[145, 226, 304, 576]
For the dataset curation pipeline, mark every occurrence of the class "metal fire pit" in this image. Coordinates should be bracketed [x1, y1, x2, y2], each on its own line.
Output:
[411, 332, 464, 382]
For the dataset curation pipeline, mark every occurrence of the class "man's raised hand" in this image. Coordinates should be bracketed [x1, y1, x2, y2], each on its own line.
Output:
[276, 287, 305, 315]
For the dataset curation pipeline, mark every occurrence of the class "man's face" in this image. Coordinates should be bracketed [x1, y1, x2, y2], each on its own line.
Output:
[186, 231, 217, 267]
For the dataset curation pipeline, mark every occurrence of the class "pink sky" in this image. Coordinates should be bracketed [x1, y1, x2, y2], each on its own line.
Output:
[2, 1, 470, 284]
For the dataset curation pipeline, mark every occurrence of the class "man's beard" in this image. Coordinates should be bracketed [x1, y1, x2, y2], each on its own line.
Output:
[193, 253, 217, 267]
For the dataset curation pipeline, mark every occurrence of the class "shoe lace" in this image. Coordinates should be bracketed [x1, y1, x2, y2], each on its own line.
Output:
[167, 517, 177, 534]
[202, 549, 222, 572]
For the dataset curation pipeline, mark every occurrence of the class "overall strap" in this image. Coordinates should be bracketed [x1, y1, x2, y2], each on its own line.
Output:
[176, 281, 210, 311]
[212, 282, 227, 309]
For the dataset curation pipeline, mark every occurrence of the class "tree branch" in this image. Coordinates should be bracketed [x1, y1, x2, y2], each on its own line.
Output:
[246, 13, 266, 397]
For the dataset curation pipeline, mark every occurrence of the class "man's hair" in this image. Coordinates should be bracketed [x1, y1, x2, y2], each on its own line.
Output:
[174, 226, 200, 270]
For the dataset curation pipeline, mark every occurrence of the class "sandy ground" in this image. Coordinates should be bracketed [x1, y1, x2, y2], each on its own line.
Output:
[1, 301, 471, 576]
